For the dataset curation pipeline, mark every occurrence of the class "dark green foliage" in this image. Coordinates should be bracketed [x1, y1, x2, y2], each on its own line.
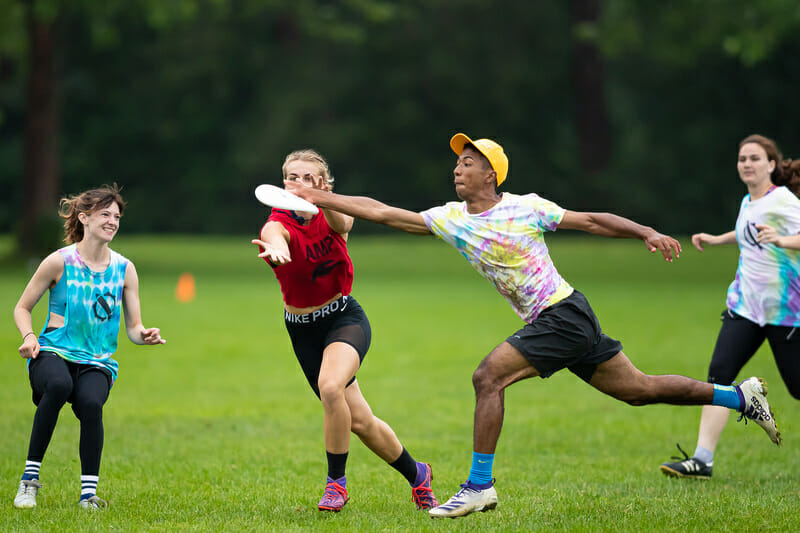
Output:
[1, 0, 800, 236]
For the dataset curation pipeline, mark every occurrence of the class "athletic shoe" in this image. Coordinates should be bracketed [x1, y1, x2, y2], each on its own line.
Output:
[411, 463, 438, 510]
[737, 377, 782, 446]
[13, 479, 42, 509]
[429, 481, 497, 518]
[318, 478, 348, 512]
[660, 444, 712, 479]
[78, 495, 108, 509]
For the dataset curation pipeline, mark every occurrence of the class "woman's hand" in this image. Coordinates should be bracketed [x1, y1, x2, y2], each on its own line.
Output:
[252, 238, 292, 265]
[141, 327, 166, 345]
[18, 334, 40, 359]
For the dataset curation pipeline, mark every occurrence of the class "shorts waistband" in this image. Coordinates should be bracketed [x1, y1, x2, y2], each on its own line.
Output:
[285, 295, 349, 324]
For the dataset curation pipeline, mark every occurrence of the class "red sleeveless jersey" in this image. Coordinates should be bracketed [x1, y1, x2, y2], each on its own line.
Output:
[261, 209, 354, 308]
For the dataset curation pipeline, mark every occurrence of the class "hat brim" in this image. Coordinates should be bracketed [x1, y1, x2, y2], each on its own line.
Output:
[450, 133, 474, 156]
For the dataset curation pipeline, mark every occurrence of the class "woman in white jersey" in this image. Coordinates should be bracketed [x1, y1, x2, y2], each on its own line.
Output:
[660, 134, 800, 479]
[12, 184, 165, 510]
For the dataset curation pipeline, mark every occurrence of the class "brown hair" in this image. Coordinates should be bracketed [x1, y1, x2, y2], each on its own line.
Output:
[282, 149, 334, 190]
[739, 134, 800, 197]
[59, 183, 126, 244]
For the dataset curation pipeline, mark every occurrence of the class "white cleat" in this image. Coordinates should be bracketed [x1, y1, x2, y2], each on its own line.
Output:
[738, 377, 781, 446]
[13, 479, 42, 509]
[78, 495, 108, 510]
[429, 482, 498, 518]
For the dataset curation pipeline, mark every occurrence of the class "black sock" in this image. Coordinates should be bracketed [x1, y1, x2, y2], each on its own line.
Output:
[389, 447, 419, 485]
[326, 451, 348, 480]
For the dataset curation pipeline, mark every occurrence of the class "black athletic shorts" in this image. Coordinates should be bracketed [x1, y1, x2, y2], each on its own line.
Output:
[707, 309, 800, 399]
[284, 295, 371, 398]
[505, 290, 623, 383]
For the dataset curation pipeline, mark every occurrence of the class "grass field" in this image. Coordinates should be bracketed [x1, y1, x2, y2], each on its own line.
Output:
[0, 233, 796, 532]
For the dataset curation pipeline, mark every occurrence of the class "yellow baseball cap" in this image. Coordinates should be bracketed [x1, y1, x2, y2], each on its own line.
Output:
[450, 133, 509, 186]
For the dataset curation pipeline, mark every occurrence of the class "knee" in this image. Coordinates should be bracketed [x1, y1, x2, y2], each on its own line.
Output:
[73, 397, 104, 422]
[45, 376, 73, 403]
[472, 363, 500, 396]
[317, 378, 345, 407]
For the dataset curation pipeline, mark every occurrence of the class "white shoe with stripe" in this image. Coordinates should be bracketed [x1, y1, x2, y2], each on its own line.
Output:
[429, 482, 497, 518]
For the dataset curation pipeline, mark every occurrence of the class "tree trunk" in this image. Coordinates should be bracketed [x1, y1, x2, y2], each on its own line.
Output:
[19, 0, 61, 254]
[570, 0, 610, 173]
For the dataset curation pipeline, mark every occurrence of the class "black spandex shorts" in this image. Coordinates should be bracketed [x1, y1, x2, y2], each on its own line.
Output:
[284, 295, 371, 398]
[28, 350, 113, 406]
[707, 309, 800, 399]
[505, 290, 623, 382]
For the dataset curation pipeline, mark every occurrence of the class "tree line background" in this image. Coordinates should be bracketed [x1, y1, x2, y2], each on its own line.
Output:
[2, 0, 800, 254]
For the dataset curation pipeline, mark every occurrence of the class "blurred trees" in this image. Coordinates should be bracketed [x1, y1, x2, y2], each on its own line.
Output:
[2, 0, 800, 253]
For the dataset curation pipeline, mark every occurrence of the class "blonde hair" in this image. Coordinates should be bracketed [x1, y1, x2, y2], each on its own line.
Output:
[59, 183, 125, 244]
[282, 149, 335, 190]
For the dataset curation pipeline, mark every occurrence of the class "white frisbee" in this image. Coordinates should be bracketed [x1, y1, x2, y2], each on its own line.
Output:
[254, 184, 319, 214]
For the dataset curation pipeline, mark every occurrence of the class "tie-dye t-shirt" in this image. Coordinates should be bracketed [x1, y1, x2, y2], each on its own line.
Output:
[727, 186, 800, 327]
[421, 193, 574, 322]
[36, 244, 128, 381]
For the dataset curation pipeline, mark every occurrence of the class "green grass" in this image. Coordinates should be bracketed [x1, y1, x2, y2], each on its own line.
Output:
[0, 233, 796, 532]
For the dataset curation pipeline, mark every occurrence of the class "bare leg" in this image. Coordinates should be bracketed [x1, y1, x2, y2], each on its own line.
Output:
[696, 405, 731, 453]
[589, 351, 714, 405]
[318, 342, 361, 454]
[345, 380, 403, 462]
[471, 342, 539, 454]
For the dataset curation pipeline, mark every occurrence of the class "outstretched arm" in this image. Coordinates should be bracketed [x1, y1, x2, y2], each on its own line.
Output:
[756, 224, 800, 250]
[288, 186, 432, 235]
[558, 210, 682, 262]
[691, 230, 736, 251]
[252, 221, 292, 265]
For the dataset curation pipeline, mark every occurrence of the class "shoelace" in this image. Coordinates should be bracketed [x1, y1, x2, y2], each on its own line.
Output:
[20, 479, 42, 494]
[667, 443, 691, 463]
[411, 484, 436, 508]
[737, 396, 771, 425]
[320, 483, 347, 505]
[83, 495, 108, 508]
[449, 483, 480, 501]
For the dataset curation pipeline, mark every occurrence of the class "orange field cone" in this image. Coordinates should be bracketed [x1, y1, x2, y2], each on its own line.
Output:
[176, 273, 196, 302]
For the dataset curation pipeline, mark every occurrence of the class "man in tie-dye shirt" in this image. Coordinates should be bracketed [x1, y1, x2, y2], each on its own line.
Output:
[289, 132, 781, 519]
[659, 134, 800, 481]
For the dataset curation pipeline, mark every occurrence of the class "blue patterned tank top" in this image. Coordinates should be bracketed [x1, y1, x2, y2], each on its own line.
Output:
[36, 244, 129, 381]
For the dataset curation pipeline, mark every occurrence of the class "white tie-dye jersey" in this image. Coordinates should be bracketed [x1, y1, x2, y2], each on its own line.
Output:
[421, 192, 574, 322]
[36, 244, 128, 381]
[728, 186, 800, 327]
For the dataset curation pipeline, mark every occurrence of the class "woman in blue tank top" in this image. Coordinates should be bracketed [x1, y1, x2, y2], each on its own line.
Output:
[12, 184, 165, 510]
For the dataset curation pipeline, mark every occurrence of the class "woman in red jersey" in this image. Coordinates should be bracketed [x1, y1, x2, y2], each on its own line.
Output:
[251, 149, 436, 513]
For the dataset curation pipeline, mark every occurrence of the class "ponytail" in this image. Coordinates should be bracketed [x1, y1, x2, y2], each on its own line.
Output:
[775, 158, 800, 198]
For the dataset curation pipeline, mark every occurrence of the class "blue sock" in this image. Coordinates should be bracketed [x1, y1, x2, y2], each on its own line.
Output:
[711, 384, 743, 411]
[467, 452, 494, 485]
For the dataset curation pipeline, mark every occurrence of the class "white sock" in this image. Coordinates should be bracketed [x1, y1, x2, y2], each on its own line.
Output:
[80, 475, 99, 499]
[23, 460, 42, 480]
[693, 446, 713, 465]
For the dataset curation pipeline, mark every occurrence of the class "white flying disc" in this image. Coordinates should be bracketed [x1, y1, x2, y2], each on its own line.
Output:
[254, 184, 319, 214]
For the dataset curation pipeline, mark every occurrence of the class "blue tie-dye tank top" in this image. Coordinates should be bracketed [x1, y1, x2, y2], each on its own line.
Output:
[36, 244, 128, 381]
